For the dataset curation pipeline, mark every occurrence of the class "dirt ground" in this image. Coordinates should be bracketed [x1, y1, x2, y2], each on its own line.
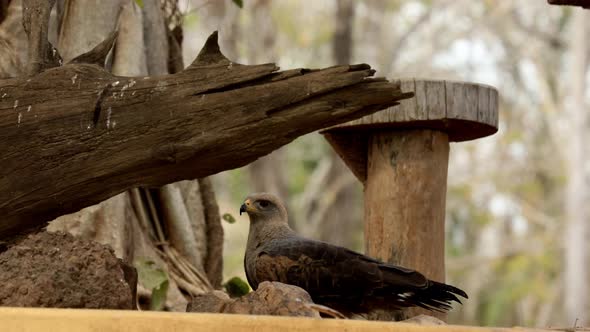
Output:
[0, 231, 135, 309]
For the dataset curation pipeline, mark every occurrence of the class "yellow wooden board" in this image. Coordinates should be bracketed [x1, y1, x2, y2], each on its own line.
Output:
[0, 307, 559, 332]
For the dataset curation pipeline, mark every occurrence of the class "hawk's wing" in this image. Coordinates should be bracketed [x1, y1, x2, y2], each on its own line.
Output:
[253, 236, 447, 312]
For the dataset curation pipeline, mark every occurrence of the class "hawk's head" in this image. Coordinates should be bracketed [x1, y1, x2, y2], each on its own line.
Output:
[240, 193, 288, 224]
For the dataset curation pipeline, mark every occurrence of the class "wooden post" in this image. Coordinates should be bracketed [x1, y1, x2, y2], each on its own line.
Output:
[365, 130, 449, 285]
[365, 130, 449, 319]
[322, 78, 499, 320]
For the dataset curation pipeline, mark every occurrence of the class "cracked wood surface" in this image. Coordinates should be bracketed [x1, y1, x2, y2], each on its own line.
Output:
[0, 32, 412, 239]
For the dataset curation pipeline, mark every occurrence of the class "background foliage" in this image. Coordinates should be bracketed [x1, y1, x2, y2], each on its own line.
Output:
[180, 0, 588, 327]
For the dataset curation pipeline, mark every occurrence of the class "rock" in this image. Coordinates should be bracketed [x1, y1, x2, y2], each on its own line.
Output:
[186, 290, 230, 313]
[401, 314, 447, 325]
[0, 231, 135, 309]
[187, 281, 323, 317]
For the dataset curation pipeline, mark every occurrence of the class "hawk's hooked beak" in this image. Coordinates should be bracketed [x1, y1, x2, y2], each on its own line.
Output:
[240, 199, 253, 215]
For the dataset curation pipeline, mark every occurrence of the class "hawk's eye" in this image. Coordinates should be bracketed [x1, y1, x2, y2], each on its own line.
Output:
[258, 200, 270, 208]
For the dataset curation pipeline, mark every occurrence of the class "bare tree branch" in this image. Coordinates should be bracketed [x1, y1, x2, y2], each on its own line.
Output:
[22, 0, 61, 75]
[69, 29, 117, 66]
[198, 177, 224, 289]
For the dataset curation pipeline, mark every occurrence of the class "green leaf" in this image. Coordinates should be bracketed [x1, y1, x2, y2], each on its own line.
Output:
[231, 0, 243, 9]
[222, 213, 236, 224]
[134, 258, 169, 310]
[134, 0, 144, 8]
[223, 276, 250, 298]
[149, 279, 169, 311]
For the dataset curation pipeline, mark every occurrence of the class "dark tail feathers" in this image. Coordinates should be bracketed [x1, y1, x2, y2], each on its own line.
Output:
[406, 280, 468, 312]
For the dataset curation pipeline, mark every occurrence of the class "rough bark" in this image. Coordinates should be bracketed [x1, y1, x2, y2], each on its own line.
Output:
[0, 30, 409, 240]
[364, 130, 449, 320]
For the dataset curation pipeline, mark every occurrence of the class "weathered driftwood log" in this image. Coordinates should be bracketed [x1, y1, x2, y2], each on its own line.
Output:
[0, 31, 411, 240]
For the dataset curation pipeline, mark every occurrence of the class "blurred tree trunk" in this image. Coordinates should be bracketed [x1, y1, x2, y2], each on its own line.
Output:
[564, 10, 587, 325]
[0, 0, 26, 77]
[0, 0, 223, 310]
[196, 0, 241, 204]
[244, 0, 290, 208]
[195, 0, 287, 207]
[333, 0, 354, 69]
[316, 0, 361, 248]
